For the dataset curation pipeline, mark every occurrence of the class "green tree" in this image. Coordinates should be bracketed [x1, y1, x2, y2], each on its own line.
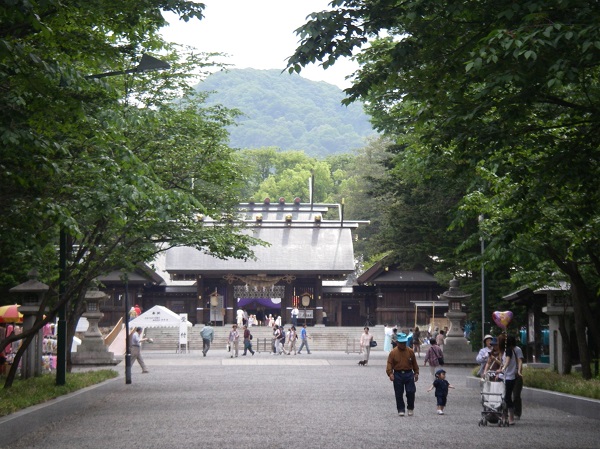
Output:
[237, 148, 334, 203]
[288, 0, 600, 377]
[0, 1, 264, 387]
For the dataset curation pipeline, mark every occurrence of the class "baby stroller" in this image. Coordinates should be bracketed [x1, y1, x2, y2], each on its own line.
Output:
[478, 372, 509, 426]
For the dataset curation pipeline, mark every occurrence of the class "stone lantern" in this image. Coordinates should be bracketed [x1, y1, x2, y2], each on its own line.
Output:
[439, 278, 473, 364]
[72, 286, 118, 365]
[9, 269, 49, 379]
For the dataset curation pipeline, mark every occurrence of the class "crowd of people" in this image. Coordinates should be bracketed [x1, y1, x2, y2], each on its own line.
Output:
[477, 333, 524, 424]
[380, 324, 524, 421]
[197, 318, 525, 421]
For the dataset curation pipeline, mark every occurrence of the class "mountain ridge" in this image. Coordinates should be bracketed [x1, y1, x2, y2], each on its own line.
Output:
[195, 68, 375, 156]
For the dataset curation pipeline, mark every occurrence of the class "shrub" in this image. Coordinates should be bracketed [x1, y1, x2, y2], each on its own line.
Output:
[0, 370, 118, 417]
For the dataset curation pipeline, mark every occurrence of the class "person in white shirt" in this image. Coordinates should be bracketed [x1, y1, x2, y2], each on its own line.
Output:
[476, 334, 494, 376]
[131, 327, 150, 373]
[228, 324, 240, 358]
[287, 326, 298, 355]
[359, 327, 374, 365]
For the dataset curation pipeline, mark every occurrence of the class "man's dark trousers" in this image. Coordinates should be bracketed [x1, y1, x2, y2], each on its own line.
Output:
[393, 371, 416, 412]
[202, 339, 211, 355]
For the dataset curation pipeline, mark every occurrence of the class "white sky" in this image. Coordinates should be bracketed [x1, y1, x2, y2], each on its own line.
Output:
[161, 0, 358, 89]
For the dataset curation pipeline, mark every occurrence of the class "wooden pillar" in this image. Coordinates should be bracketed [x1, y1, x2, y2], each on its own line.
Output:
[197, 275, 206, 324]
[315, 280, 323, 325]
[225, 283, 234, 325]
[281, 284, 290, 324]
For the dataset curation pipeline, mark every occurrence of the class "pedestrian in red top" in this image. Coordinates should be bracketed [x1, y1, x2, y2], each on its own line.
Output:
[242, 325, 254, 356]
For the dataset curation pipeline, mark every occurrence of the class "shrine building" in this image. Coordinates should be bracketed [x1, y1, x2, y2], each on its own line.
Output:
[98, 198, 445, 328]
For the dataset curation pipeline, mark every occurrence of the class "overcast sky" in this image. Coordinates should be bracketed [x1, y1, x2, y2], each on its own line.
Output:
[161, 0, 357, 89]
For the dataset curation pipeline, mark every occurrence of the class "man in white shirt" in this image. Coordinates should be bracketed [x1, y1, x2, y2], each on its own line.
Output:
[131, 327, 150, 373]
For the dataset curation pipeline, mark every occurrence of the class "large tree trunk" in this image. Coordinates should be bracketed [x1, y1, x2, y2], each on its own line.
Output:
[3, 331, 36, 388]
[558, 314, 572, 375]
[567, 264, 594, 379]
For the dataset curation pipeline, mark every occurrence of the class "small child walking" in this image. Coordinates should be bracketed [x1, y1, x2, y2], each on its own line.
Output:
[427, 368, 455, 415]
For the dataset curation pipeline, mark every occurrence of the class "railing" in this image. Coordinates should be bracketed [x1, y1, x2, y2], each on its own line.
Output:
[345, 338, 361, 354]
[255, 338, 276, 353]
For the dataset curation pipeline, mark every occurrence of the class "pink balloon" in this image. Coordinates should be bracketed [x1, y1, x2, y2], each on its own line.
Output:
[492, 311, 513, 329]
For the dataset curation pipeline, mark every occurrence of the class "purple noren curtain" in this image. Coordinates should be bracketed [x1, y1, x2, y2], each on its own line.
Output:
[237, 298, 281, 308]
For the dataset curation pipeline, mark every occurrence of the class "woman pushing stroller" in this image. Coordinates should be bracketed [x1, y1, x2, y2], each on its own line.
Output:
[493, 334, 521, 425]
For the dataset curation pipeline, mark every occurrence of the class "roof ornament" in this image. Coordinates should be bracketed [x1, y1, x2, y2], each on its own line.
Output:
[224, 273, 296, 287]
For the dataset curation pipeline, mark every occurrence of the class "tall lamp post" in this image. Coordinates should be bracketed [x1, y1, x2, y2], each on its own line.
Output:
[123, 273, 132, 384]
[479, 214, 486, 341]
[55, 54, 170, 386]
[301, 294, 311, 327]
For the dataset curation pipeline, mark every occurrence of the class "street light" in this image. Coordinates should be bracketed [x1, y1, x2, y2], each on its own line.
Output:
[85, 54, 171, 79]
[56, 54, 171, 386]
[479, 214, 486, 342]
[301, 294, 311, 327]
[123, 273, 132, 384]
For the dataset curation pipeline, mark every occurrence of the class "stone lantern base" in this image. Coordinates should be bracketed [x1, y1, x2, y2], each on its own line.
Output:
[71, 310, 120, 366]
[443, 337, 476, 364]
[71, 339, 120, 365]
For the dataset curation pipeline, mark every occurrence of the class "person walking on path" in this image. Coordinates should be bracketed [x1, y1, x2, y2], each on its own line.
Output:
[391, 328, 399, 349]
[130, 327, 151, 373]
[359, 327, 374, 365]
[413, 327, 422, 357]
[228, 324, 240, 358]
[297, 324, 311, 354]
[423, 338, 443, 379]
[482, 337, 502, 378]
[200, 322, 214, 357]
[128, 307, 138, 321]
[276, 325, 287, 355]
[287, 326, 298, 355]
[476, 334, 494, 376]
[386, 332, 419, 416]
[242, 325, 255, 356]
[512, 335, 525, 420]
[497, 334, 519, 425]
[383, 324, 393, 353]
[436, 330, 445, 352]
[427, 368, 455, 415]
[271, 325, 278, 354]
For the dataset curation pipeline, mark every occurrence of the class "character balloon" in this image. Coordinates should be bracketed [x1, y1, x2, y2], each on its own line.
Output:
[492, 311, 513, 330]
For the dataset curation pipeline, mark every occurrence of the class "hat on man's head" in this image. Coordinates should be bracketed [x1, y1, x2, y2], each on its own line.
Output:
[435, 369, 446, 377]
[483, 334, 494, 343]
[397, 332, 409, 343]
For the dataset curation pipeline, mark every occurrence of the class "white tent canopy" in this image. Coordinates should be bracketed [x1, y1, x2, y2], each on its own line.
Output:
[129, 305, 192, 328]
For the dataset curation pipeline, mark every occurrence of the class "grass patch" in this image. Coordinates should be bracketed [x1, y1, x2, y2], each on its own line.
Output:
[0, 370, 118, 417]
[523, 368, 600, 400]
[471, 366, 600, 400]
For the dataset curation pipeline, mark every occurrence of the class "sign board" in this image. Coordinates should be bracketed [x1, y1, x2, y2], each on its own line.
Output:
[179, 313, 188, 346]
[298, 309, 314, 319]
[528, 312, 535, 344]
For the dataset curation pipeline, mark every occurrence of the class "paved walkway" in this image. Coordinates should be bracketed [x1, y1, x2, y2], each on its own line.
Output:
[1, 350, 598, 448]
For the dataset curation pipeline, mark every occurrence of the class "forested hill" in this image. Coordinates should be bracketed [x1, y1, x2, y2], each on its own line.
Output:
[195, 69, 375, 156]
